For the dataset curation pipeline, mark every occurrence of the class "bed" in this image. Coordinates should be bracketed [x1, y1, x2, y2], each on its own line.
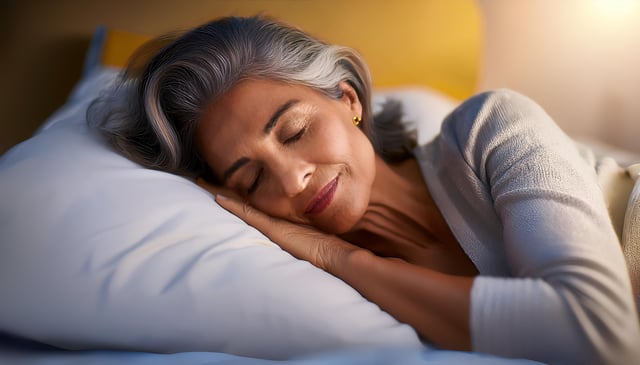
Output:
[1, 1, 638, 364]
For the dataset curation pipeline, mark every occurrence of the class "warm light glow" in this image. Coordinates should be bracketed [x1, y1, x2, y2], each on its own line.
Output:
[586, 0, 640, 32]
[594, 0, 639, 16]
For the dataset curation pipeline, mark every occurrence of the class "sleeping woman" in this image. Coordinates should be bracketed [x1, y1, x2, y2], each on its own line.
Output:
[89, 15, 640, 365]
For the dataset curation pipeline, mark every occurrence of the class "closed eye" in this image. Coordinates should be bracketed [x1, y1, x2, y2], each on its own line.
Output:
[285, 127, 307, 144]
[247, 168, 263, 194]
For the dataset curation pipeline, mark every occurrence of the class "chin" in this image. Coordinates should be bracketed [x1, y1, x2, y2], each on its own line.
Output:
[322, 220, 354, 235]
[322, 199, 367, 235]
[330, 179, 371, 234]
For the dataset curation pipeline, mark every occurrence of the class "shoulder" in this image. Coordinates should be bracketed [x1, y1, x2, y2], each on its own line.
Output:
[436, 89, 580, 184]
[442, 89, 554, 150]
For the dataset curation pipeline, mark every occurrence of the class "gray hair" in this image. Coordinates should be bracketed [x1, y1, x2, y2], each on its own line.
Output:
[88, 15, 415, 181]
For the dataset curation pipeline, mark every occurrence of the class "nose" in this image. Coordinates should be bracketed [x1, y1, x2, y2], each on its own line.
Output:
[272, 156, 314, 197]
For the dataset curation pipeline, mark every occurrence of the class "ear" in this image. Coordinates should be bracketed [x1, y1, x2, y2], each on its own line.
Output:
[338, 81, 363, 118]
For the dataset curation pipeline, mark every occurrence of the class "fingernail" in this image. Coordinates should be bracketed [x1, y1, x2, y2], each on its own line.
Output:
[215, 194, 228, 201]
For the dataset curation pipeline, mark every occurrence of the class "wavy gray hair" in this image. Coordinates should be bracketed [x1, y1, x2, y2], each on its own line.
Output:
[88, 15, 415, 181]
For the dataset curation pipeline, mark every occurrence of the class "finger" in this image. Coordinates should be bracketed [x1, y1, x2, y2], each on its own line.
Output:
[214, 195, 325, 262]
[215, 194, 277, 233]
[215, 195, 359, 271]
[215, 195, 315, 250]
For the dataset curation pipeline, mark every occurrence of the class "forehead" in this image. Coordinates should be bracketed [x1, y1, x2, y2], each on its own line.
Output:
[195, 79, 314, 177]
[207, 79, 291, 119]
[200, 78, 320, 129]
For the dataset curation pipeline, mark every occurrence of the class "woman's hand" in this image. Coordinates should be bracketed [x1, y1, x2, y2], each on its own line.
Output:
[215, 194, 363, 272]
[196, 178, 362, 271]
[197, 178, 472, 350]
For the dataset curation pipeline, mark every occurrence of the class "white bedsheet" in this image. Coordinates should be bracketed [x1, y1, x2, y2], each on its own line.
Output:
[0, 334, 544, 365]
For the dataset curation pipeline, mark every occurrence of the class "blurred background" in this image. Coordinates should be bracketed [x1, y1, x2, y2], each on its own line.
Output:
[479, 0, 640, 155]
[2, 0, 639, 156]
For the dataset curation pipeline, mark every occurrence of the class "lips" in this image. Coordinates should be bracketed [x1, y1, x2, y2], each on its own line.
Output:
[304, 176, 339, 215]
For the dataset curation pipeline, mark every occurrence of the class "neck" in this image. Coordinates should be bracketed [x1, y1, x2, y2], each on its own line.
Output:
[342, 156, 477, 276]
[342, 156, 446, 259]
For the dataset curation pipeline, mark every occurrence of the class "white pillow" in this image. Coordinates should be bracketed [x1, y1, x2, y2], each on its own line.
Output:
[373, 87, 458, 145]
[0, 67, 455, 358]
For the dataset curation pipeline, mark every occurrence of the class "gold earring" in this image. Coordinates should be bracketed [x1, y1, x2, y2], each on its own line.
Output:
[352, 116, 362, 126]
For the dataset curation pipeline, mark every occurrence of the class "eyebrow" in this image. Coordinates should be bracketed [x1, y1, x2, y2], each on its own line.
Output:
[263, 99, 299, 134]
[220, 99, 299, 184]
[221, 157, 250, 184]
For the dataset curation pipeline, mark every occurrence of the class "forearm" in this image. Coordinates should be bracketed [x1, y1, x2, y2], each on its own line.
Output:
[329, 248, 473, 350]
[211, 194, 474, 350]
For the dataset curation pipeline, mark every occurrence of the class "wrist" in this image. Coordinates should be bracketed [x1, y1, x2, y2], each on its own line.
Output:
[326, 245, 375, 277]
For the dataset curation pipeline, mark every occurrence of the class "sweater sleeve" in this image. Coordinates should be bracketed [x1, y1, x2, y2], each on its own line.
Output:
[444, 90, 640, 364]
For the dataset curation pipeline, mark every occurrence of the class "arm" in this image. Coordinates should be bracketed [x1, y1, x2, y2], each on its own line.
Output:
[204, 88, 640, 364]
[434, 90, 640, 364]
[214, 194, 474, 350]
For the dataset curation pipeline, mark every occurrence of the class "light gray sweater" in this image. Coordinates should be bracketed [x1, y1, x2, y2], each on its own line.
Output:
[415, 90, 640, 365]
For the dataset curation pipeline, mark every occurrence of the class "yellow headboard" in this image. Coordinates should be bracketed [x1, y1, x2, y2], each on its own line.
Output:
[101, 0, 481, 100]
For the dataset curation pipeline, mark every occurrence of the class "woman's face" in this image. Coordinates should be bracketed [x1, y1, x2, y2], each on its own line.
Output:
[196, 78, 375, 234]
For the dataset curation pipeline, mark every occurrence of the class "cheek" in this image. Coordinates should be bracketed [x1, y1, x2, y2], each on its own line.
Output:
[335, 125, 375, 178]
[312, 119, 368, 161]
[320, 126, 376, 234]
[313, 117, 376, 192]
